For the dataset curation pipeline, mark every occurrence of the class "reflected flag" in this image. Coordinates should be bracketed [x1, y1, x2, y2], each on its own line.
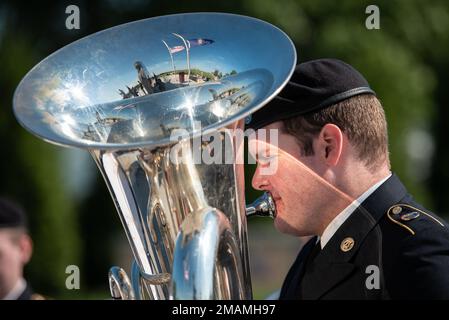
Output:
[169, 45, 185, 54]
[168, 38, 214, 54]
[188, 38, 214, 47]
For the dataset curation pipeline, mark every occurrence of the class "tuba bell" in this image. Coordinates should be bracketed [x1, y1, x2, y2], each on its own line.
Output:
[13, 13, 296, 299]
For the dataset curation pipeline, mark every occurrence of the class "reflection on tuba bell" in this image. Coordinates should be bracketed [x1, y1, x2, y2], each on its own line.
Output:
[13, 13, 296, 299]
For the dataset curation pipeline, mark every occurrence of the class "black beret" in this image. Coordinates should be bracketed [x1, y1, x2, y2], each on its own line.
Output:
[0, 197, 28, 229]
[246, 58, 376, 130]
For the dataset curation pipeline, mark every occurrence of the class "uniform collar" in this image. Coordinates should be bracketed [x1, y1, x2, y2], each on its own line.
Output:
[317, 173, 407, 263]
[300, 173, 408, 299]
[320, 174, 392, 249]
[2, 278, 26, 300]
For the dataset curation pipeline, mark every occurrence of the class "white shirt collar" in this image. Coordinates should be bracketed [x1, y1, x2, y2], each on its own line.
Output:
[320, 173, 392, 249]
[2, 278, 27, 300]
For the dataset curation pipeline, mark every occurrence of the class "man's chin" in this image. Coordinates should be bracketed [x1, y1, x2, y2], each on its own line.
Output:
[273, 217, 303, 236]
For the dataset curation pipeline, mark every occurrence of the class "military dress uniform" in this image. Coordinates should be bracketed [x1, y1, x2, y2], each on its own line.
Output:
[279, 173, 449, 299]
[246, 58, 449, 300]
[3, 278, 43, 300]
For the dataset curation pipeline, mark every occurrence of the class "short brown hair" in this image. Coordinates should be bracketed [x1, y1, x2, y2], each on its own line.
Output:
[282, 94, 389, 171]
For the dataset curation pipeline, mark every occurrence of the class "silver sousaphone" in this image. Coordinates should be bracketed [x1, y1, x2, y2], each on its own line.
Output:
[13, 13, 296, 299]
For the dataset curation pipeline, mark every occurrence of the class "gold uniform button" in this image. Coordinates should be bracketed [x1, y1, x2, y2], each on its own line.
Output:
[340, 237, 355, 252]
[392, 206, 402, 215]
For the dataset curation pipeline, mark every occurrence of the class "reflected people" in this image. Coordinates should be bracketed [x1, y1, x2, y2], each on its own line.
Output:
[134, 61, 153, 95]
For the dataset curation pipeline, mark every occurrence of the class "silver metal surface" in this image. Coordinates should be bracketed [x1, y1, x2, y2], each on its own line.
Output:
[246, 192, 276, 219]
[13, 12, 296, 300]
[109, 266, 135, 300]
[13, 13, 296, 150]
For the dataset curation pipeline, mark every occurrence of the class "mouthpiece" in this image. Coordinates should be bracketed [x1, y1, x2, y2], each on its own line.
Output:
[246, 192, 276, 218]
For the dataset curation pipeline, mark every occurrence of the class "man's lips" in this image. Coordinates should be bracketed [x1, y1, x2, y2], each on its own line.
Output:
[272, 196, 282, 207]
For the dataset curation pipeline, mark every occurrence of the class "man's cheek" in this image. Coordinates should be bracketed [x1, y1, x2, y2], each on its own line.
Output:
[259, 163, 276, 176]
[0, 258, 10, 273]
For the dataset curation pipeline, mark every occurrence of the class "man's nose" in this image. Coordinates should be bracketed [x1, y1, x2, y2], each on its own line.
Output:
[252, 165, 268, 191]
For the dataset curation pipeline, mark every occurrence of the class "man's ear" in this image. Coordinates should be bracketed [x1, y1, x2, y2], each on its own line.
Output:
[19, 234, 33, 265]
[317, 123, 343, 166]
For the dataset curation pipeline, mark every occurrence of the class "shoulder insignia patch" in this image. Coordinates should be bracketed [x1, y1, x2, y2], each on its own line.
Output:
[386, 204, 444, 235]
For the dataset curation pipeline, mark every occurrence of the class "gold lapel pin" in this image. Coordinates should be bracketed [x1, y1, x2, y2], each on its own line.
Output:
[340, 237, 355, 252]
[392, 206, 402, 215]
